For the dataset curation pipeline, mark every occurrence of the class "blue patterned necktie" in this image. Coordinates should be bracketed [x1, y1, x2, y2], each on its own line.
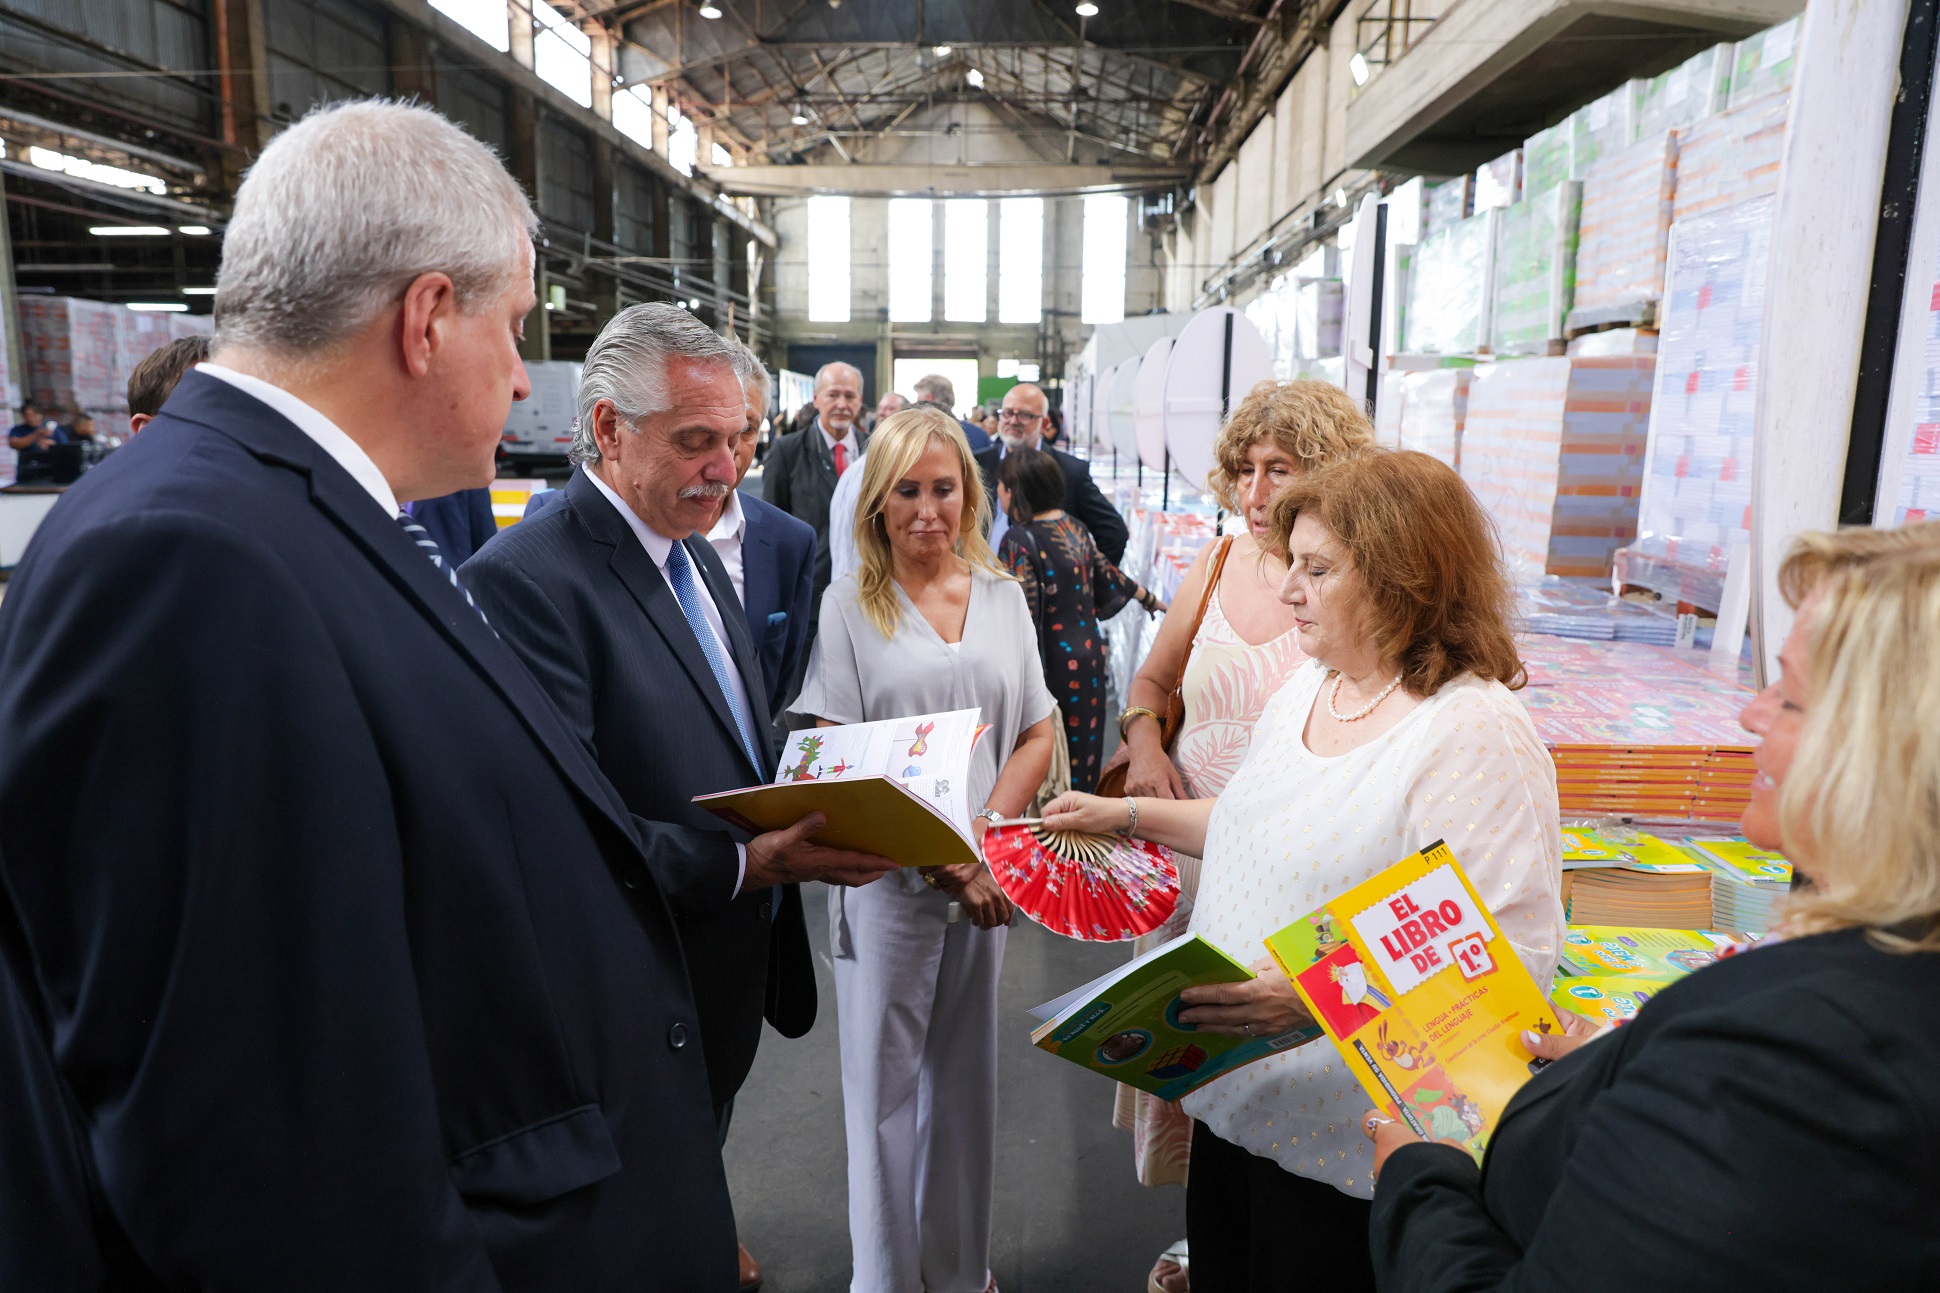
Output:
[396, 510, 489, 625]
[664, 539, 764, 774]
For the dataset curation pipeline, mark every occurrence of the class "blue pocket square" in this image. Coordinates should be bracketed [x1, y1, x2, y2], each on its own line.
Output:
[766, 611, 788, 627]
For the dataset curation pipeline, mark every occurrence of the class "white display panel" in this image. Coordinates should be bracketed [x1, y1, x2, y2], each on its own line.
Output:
[1162, 307, 1274, 491]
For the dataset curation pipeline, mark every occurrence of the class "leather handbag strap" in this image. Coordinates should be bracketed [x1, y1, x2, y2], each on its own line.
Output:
[1160, 534, 1233, 736]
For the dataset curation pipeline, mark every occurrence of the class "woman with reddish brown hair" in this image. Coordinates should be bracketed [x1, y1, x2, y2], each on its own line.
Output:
[1045, 449, 1563, 1293]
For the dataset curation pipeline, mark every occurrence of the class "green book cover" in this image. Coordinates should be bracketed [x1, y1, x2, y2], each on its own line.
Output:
[1560, 925, 1735, 978]
[1028, 933, 1323, 1102]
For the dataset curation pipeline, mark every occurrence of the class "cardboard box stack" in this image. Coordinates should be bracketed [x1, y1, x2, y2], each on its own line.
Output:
[1460, 355, 1654, 581]
[1618, 197, 1774, 610]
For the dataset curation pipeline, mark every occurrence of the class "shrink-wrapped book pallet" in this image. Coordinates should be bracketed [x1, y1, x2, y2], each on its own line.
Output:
[1570, 131, 1678, 325]
[1670, 92, 1789, 223]
[1403, 211, 1494, 356]
[1885, 272, 1940, 523]
[1490, 183, 1581, 355]
[1396, 367, 1471, 471]
[1727, 17, 1798, 109]
[1459, 355, 1653, 581]
[1617, 197, 1774, 611]
[20, 296, 123, 411]
[1517, 634, 1755, 823]
[1636, 43, 1732, 139]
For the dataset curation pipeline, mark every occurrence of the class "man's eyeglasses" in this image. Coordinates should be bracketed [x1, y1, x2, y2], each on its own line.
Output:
[998, 409, 1040, 423]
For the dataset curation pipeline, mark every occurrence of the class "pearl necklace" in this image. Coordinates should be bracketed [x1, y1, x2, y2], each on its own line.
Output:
[1328, 671, 1403, 722]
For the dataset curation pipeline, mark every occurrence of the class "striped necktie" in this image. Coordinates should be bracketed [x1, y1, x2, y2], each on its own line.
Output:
[396, 510, 489, 625]
[664, 539, 764, 774]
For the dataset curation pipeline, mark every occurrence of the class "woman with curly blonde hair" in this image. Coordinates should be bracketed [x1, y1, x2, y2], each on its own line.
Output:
[1366, 520, 1940, 1292]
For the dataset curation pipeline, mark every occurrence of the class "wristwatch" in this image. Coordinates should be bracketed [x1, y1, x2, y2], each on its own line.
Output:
[973, 808, 1005, 827]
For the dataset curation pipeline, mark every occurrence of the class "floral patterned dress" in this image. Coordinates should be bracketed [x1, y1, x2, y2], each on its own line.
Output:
[999, 514, 1149, 794]
[1111, 583, 1309, 1187]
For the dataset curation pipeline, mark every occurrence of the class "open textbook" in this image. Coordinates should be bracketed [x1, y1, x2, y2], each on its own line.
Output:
[693, 708, 988, 868]
[1266, 840, 1564, 1161]
[1026, 932, 1324, 1101]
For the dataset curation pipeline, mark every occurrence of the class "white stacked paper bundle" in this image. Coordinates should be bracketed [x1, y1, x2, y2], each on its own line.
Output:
[1397, 367, 1472, 472]
[1572, 131, 1678, 318]
[1621, 197, 1775, 609]
[1460, 356, 1653, 581]
[1490, 182, 1581, 355]
[1671, 91, 1789, 224]
[1424, 176, 1472, 235]
[1522, 121, 1572, 198]
[1293, 278, 1343, 360]
[1885, 247, 1940, 523]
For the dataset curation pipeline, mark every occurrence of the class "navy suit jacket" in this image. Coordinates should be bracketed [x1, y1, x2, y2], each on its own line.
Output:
[975, 441, 1129, 563]
[738, 491, 816, 719]
[463, 468, 815, 1115]
[0, 373, 734, 1290]
[407, 486, 499, 564]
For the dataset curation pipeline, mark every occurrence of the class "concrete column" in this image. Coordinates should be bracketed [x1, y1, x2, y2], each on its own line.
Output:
[388, 21, 437, 104]
[0, 169, 25, 420]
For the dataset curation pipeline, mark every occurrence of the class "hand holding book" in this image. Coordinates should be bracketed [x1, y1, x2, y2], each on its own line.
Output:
[1176, 957, 1316, 1037]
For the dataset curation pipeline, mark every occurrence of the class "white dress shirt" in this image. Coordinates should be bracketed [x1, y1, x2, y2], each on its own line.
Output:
[585, 467, 755, 896]
[705, 488, 749, 608]
[828, 452, 867, 583]
[819, 420, 859, 467]
[196, 363, 399, 518]
[986, 435, 1040, 551]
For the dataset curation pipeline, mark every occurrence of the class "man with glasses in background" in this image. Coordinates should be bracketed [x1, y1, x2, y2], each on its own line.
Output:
[973, 381, 1127, 561]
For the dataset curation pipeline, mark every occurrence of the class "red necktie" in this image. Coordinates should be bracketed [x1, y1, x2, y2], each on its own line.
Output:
[832, 441, 848, 476]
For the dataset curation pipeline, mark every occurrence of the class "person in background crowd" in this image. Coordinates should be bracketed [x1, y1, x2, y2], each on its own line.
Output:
[714, 341, 818, 723]
[66, 412, 96, 443]
[764, 361, 867, 696]
[6, 402, 49, 450]
[792, 405, 1056, 1293]
[996, 446, 1163, 793]
[1045, 449, 1563, 1293]
[974, 382, 1127, 563]
[911, 372, 991, 452]
[1039, 409, 1062, 449]
[791, 403, 817, 434]
[1108, 378, 1375, 1293]
[127, 335, 213, 434]
[1367, 521, 1940, 1292]
[873, 389, 908, 434]
[464, 305, 893, 1293]
[0, 98, 740, 1289]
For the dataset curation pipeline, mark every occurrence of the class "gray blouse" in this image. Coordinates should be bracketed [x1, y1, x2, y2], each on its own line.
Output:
[792, 566, 1058, 875]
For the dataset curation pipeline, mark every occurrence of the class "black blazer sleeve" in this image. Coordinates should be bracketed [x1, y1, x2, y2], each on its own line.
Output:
[776, 523, 816, 714]
[0, 512, 497, 1286]
[1064, 455, 1128, 563]
[1370, 982, 1933, 1293]
[765, 434, 797, 517]
[463, 548, 740, 921]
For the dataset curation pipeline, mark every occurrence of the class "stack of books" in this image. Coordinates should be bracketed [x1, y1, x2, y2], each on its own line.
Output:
[1550, 924, 1738, 1024]
[1517, 635, 1756, 823]
[1560, 828, 1714, 928]
[1686, 839, 1791, 934]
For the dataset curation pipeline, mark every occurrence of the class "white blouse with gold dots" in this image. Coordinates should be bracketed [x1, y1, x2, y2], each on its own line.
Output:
[1179, 660, 1564, 1199]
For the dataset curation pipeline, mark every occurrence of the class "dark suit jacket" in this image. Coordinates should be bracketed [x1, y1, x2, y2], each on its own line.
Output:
[763, 417, 864, 602]
[462, 468, 815, 1116]
[1370, 926, 1940, 1292]
[0, 372, 734, 1290]
[975, 441, 1128, 563]
[739, 491, 816, 720]
[407, 486, 498, 564]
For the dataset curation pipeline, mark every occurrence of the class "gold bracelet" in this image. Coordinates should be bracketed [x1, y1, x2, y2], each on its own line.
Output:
[1118, 706, 1161, 741]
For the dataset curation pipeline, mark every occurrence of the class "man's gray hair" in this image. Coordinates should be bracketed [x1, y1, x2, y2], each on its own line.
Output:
[215, 99, 537, 355]
[570, 302, 752, 465]
[736, 339, 772, 412]
[912, 373, 955, 407]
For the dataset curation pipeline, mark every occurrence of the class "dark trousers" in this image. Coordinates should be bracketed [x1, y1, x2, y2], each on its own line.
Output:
[1186, 1120, 1377, 1293]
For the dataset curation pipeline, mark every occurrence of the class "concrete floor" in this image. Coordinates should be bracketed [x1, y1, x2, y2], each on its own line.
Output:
[722, 884, 1184, 1293]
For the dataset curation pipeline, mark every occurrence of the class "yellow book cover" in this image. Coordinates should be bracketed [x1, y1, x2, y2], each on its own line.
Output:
[1264, 840, 1564, 1160]
[694, 709, 987, 868]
